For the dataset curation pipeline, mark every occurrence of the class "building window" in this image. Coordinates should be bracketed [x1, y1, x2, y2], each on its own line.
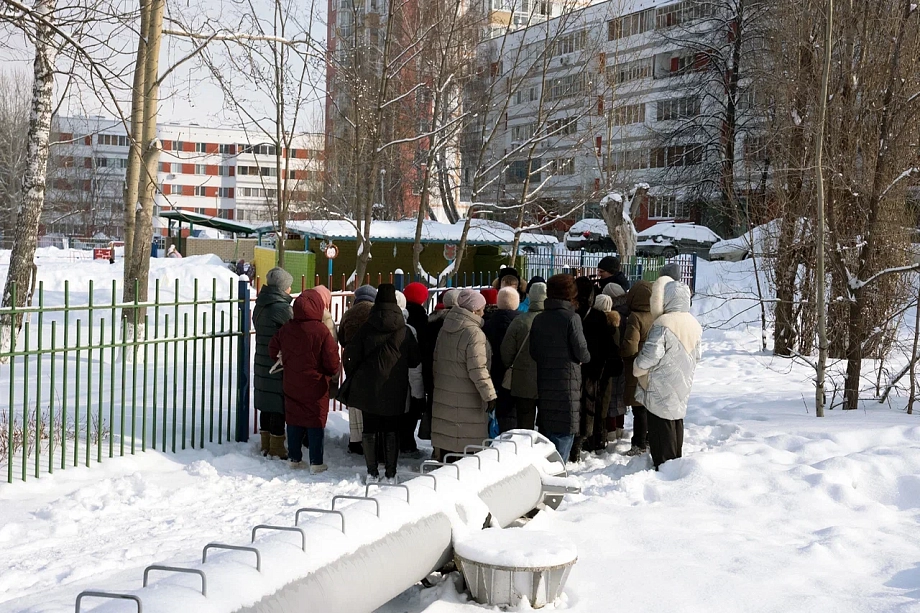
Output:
[218, 143, 234, 155]
[656, 96, 700, 121]
[260, 166, 277, 177]
[97, 134, 129, 147]
[743, 135, 768, 163]
[218, 165, 230, 177]
[217, 187, 233, 198]
[656, 1, 712, 29]
[547, 73, 585, 101]
[253, 144, 277, 156]
[548, 117, 577, 136]
[648, 194, 690, 219]
[95, 157, 108, 168]
[195, 142, 207, 153]
[169, 184, 183, 195]
[553, 30, 586, 57]
[609, 58, 653, 84]
[170, 162, 182, 174]
[173, 140, 184, 151]
[611, 103, 646, 125]
[651, 144, 703, 168]
[506, 159, 541, 184]
[195, 186, 207, 196]
[552, 157, 575, 175]
[511, 123, 536, 143]
[608, 148, 650, 171]
[194, 164, 206, 175]
[608, 8, 654, 40]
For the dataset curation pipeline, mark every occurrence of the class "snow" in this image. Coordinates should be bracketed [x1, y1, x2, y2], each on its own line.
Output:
[3, 258, 920, 612]
[567, 218, 609, 236]
[454, 529, 577, 568]
[637, 222, 722, 244]
[283, 219, 557, 247]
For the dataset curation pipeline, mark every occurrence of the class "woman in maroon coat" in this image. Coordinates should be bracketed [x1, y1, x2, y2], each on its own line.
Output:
[269, 289, 341, 472]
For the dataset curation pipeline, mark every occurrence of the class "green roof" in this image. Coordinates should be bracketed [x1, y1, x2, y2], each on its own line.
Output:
[159, 210, 260, 235]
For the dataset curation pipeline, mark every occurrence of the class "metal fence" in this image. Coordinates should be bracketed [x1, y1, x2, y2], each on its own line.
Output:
[0, 278, 251, 483]
[523, 249, 698, 292]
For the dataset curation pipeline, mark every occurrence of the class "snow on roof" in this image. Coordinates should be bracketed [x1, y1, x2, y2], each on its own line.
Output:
[569, 218, 609, 235]
[277, 219, 557, 246]
[637, 222, 721, 243]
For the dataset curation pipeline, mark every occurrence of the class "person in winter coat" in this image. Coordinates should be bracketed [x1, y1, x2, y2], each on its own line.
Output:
[596, 256, 629, 293]
[500, 281, 546, 431]
[337, 284, 377, 455]
[529, 274, 590, 461]
[621, 281, 655, 456]
[593, 294, 624, 445]
[344, 284, 424, 482]
[166, 244, 182, 258]
[658, 262, 682, 286]
[253, 268, 294, 458]
[400, 282, 431, 453]
[483, 287, 520, 432]
[634, 278, 701, 469]
[269, 290, 341, 472]
[313, 285, 338, 343]
[573, 277, 612, 457]
[602, 283, 630, 440]
[518, 275, 544, 313]
[426, 288, 459, 427]
[431, 289, 496, 458]
[480, 288, 499, 322]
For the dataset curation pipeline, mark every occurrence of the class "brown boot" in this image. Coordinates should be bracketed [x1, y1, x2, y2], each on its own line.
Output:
[259, 431, 271, 457]
[269, 435, 288, 460]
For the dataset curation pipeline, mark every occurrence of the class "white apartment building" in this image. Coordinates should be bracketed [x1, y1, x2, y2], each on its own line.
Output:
[49, 116, 324, 237]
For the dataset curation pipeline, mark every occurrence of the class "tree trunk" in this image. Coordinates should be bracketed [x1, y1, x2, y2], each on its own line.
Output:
[122, 0, 148, 279]
[0, 0, 57, 355]
[909, 287, 919, 415]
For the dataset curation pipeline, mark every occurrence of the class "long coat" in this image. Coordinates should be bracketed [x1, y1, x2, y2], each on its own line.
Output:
[343, 303, 422, 418]
[431, 307, 496, 453]
[483, 308, 519, 392]
[500, 299, 544, 400]
[620, 281, 655, 407]
[529, 299, 590, 435]
[252, 285, 293, 415]
[338, 301, 374, 348]
[269, 291, 340, 428]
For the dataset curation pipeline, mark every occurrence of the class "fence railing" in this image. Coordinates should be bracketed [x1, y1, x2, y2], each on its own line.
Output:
[0, 278, 251, 483]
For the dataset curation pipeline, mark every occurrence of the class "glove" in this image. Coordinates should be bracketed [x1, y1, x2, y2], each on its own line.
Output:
[486, 399, 497, 412]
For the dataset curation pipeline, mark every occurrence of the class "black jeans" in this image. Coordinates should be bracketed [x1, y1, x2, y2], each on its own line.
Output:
[647, 412, 683, 469]
[287, 426, 324, 464]
[363, 414, 400, 479]
[631, 405, 648, 449]
[513, 397, 538, 432]
[259, 411, 285, 436]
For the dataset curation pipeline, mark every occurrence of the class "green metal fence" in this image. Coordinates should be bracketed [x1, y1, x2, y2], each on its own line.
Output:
[0, 277, 251, 483]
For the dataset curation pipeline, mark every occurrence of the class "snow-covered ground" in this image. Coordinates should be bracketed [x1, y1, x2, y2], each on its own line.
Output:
[2, 258, 920, 612]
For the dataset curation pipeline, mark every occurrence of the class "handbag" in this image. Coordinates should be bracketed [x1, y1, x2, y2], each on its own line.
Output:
[335, 338, 387, 405]
[502, 329, 531, 390]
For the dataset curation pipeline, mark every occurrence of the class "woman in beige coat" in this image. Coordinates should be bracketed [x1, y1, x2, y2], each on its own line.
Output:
[431, 289, 497, 459]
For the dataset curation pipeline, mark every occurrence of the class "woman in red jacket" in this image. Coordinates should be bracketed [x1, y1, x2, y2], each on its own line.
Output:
[269, 289, 341, 472]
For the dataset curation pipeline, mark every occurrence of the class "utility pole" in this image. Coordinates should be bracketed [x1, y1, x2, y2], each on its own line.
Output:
[814, 0, 833, 417]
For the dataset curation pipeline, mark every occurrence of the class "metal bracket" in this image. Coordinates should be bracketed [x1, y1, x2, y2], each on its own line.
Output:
[398, 471, 437, 491]
[76, 591, 142, 613]
[331, 495, 381, 517]
[295, 507, 346, 533]
[420, 460, 460, 480]
[444, 453, 481, 470]
[464, 444, 501, 461]
[484, 437, 518, 454]
[251, 525, 307, 552]
[366, 482, 411, 503]
[142, 565, 207, 597]
[201, 543, 262, 572]
[500, 431, 534, 447]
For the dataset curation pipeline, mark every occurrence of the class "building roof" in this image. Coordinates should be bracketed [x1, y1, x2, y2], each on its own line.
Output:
[159, 210, 261, 235]
[260, 218, 558, 247]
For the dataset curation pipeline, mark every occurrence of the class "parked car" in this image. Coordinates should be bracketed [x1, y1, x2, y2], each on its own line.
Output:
[565, 218, 617, 252]
[636, 223, 721, 259]
[708, 221, 779, 262]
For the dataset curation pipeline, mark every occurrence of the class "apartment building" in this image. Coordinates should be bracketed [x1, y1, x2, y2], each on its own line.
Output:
[467, 0, 765, 231]
[48, 116, 324, 237]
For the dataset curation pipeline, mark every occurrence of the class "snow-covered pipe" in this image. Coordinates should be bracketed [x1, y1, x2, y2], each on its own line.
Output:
[82, 431, 573, 613]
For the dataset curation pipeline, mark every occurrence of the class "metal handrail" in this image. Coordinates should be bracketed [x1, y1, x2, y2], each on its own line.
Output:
[420, 460, 461, 480]
[331, 495, 381, 517]
[142, 565, 207, 597]
[251, 525, 307, 552]
[366, 482, 411, 503]
[201, 543, 262, 572]
[294, 508, 346, 533]
[75, 591, 142, 612]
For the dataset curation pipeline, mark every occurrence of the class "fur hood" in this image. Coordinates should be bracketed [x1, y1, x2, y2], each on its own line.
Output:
[650, 275, 675, 320]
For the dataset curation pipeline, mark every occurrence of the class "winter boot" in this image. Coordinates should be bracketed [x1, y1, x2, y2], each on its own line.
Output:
[310, 464, 328, 474]
[259, 431, 271, 457]
[348, 441, 364, 455]
[625, 445, 647, 457]
[569, 437, 583, 463]
[269, 435, 288, 460]
[384, 431, 399, 480]
[363, 433, 379, 479]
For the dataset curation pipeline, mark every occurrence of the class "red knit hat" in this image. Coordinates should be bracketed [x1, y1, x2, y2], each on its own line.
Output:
[403, 282, 429, 306]
[480, 288, 498, 305]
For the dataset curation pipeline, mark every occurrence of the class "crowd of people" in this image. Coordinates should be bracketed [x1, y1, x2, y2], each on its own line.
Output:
[252, 256, 702, 482]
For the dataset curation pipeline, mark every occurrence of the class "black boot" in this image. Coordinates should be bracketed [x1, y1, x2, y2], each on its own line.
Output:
[362, 434, 379, 478]
[384, 431, 399, 480]
[348, 441, 364, 455]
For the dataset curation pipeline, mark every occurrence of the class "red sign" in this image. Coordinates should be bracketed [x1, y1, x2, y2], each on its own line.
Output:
[93, 248, 113, 260]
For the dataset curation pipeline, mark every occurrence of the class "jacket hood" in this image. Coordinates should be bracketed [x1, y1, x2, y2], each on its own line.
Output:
[293, 290, 325, 321]
[443, 305, 483, 333]
[528, 298, 545, 312]
[368, 302, 406, 333]
[544, 298, 575, 312]
[256, 284, 293, 307]
[626, 281, 652, 313]
[662, 281, 692, 314]
[605, 310, 621, 328]
[650, 275, 676, 319]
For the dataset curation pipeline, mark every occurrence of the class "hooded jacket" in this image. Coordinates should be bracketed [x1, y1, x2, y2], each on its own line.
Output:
[269, 291, 340, 428]
[338, 301, 374, 347]
[529, 299, 591, 435]
[620, 281, 655, 406]
[252, 285, 293, 415]
[343, 302, 422, 417]
[431, 307, 496, 453]
[500, 296, 544, 399]
[483, 307, 519, 393]
[634, 280, 702, 420]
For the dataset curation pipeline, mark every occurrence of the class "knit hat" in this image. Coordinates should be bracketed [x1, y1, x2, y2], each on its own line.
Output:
[403, 282, 428, 306]
[457, 288, 487, 312]
[265, 267, 293, 291]
[528, 275, 545, 286]
[546, 274, 577, 302]
[441, 289, 460, 308]
[395, 290, 407, 310]
[497, 286, 520, 311]
[594, 294, 613, 313]
[660, 262, 681, 281]
[354, 284, 377, 304]
[480, 288, 498, 305]
[498, 267, 520, 282]
[314, 284, 332, 309]
[528, 281, 547, 305]
[598, 256, 621, 274]
[375, 283, 398, 305]
[602, 283, 627, 299]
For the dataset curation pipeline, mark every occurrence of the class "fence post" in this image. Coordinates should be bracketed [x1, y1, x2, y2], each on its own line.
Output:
[690, 254, 698, 294]
[236, 278, 251, 443]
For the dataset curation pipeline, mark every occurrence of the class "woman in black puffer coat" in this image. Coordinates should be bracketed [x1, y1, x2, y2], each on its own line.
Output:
[529, 274, 590, 461]
[574, 277, 612, 458]
[252, 268, 294, 459]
